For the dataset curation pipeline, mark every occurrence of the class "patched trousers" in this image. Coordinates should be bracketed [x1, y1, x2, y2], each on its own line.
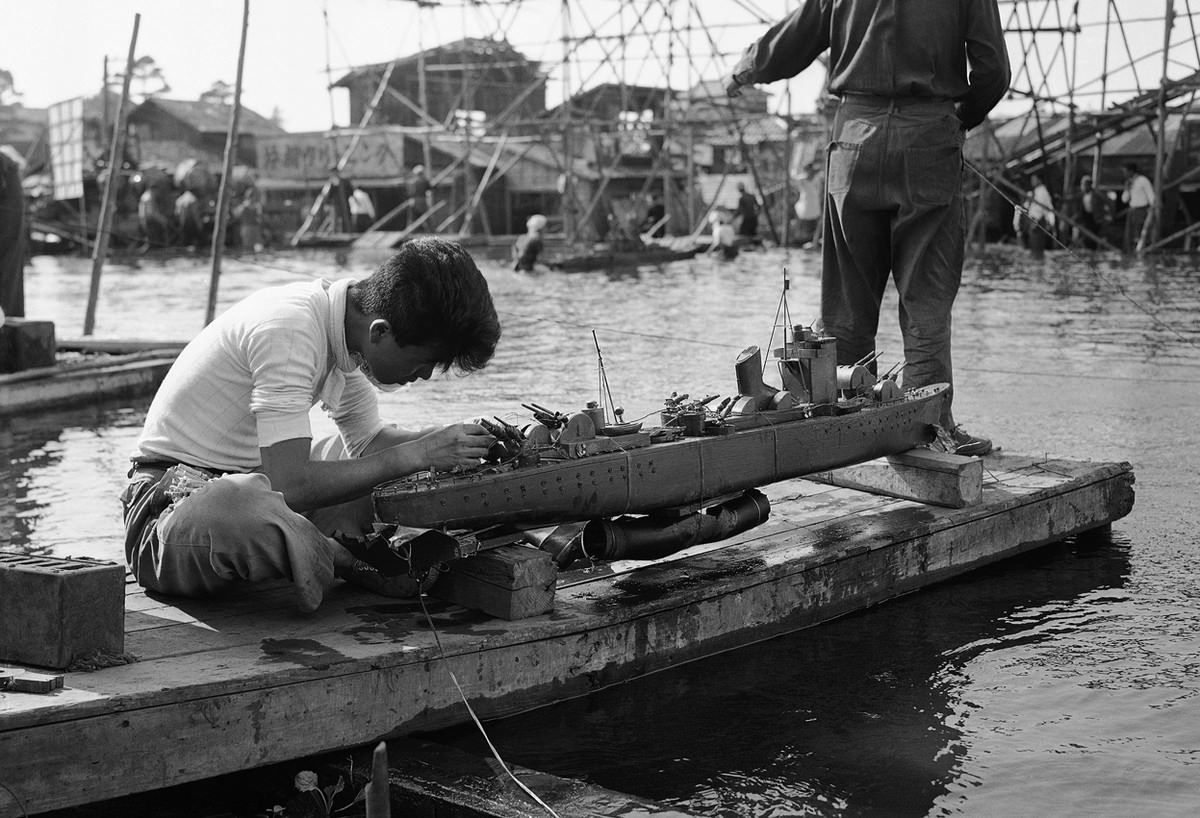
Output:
[120, 435, 373, 612]
[821, 96, 966, 428]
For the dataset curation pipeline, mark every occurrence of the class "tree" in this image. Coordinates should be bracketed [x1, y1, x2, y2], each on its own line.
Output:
[200, 80, 234, 106]
[110, 55, 170, 101]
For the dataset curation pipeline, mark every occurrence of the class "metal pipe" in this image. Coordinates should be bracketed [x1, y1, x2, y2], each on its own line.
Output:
[580, 490, 771, 562]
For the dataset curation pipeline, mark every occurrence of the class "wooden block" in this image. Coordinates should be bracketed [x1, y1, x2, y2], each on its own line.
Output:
[430, 544, 556, 620]
[809, 448, 983, 508]
[0, 552, 125, 670]
[0, 317, 56, 373]
[8, 670, 66, 694]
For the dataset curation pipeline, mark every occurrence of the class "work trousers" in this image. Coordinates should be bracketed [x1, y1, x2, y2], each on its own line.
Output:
[1124, 206, 1149, 253]
[120, 435, 373, 612]
[821, 97, 965, 428]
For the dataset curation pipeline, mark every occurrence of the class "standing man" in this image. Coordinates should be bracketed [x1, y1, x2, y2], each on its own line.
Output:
[348, 186, 376, 233]
[727, 0, 1010, 456]
[120, 238, 501, 612]
[0, 145, 27, 318]
[1121, 162, 1155, 254]
[1076, 175, 1102, 250]
[407, 165, 432, 227]
[734, 182, 759, 241]
[793, 161, 823, 248]
[512, 213, 547, 271]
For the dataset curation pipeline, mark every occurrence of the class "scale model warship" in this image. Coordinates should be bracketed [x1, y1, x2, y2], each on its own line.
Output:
[374, 319, 949, 550]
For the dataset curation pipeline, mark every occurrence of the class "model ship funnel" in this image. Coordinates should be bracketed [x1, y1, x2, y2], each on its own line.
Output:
[733, 346, 778, 412]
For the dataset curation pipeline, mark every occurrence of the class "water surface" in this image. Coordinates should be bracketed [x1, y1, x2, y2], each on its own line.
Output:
[5, 244, 1199, 816]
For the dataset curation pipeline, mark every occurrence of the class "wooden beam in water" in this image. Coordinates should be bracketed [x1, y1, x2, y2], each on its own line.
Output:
[809, 448, 984, 508]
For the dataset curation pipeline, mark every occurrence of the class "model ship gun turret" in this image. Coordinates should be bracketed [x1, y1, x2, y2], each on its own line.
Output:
[658, 324, 910, 438]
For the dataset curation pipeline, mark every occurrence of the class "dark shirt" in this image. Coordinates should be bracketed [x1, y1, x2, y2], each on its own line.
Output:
[513, 233, 543, 271]
[732, 0, 1010, 130]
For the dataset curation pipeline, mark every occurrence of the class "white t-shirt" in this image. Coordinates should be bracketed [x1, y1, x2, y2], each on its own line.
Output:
[1122, 174, 1155, 209]
[135, 277, 384, 472]
[349, 189, 376, 219]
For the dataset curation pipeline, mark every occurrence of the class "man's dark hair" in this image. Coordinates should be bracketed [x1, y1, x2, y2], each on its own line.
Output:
[1123, 162, 1139, 173]
[355, 238, 501, 373]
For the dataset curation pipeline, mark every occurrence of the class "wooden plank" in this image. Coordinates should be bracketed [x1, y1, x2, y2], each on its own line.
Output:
[383, 737, 701, 817]
[0, 454, 1134, 815]
[431, 545, 557, 620]
[809, 448, 984, 508]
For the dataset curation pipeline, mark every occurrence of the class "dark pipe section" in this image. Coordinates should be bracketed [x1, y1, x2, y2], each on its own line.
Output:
[580, 489, 771, 562]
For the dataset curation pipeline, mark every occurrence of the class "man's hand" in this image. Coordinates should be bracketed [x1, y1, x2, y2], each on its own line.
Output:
[417, 423, 495, 471]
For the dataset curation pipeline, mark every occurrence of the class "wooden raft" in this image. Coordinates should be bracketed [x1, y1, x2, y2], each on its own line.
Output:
[0, 453, 1134, 816]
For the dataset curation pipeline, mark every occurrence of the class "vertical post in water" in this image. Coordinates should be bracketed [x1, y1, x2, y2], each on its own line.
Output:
[83, 13, 139, 336]
[1149, 0, 1175, 250]
[207, 0, 251, 326]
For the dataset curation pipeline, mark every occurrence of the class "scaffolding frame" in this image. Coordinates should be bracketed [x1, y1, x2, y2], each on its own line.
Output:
[297, 0, 1200, 251]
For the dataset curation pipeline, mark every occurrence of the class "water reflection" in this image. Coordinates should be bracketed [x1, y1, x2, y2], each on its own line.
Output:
[0, 402, 145, 559]
[7, 245, 1200, 816]
[429, 531, 1131, 817]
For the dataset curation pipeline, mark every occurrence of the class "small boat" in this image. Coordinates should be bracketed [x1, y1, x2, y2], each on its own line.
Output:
[0, 335, 183, 416]
[375, 315, 948, 533]
[546, 237, 700, 271]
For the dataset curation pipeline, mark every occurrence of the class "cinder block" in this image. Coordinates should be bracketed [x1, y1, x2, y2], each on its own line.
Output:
[0, 552, 125, 670]
[0, 317, 56, 373]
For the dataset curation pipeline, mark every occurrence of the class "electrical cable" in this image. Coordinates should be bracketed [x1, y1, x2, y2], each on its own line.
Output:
[417, 592, 561, 818]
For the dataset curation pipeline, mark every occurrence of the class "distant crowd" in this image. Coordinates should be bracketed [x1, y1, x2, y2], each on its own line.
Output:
[133, 160, 265, 253]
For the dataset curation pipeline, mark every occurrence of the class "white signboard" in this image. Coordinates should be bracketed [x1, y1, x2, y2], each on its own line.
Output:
[48, 98, 85, 201]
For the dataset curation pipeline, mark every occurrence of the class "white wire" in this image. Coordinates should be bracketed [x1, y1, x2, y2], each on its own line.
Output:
[417, 593, 562, 818]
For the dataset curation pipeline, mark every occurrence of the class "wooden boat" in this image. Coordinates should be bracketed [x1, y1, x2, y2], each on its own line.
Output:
[0, 337, 183, 416]
[374, 330, 949, 531]
[546, 238, 700, 271]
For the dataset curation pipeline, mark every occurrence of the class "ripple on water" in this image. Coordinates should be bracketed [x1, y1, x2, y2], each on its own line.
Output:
[7, 246, 1200, 816]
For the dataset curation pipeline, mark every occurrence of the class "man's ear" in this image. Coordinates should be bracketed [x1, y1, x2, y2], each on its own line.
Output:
[368, 318, 392, 342]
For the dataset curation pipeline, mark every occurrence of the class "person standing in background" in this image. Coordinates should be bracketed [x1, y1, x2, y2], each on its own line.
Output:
[727, 0, 1010, 457]
[1121, 162, 1155, 254]
[734, 182, 759, 241]
[512, 213, 547, 271]
[1017, 172, 1056, 259]
[793, 161, 823, 248]
[0, 145, 27, 318]
[407, 166, 431, 228]
[349, 186, 376, 233]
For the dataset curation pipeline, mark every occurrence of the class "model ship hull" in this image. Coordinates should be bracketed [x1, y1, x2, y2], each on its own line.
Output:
[374, 383, 948, 530]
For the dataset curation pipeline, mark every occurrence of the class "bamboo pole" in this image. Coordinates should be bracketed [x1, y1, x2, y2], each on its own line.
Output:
[1147, 0, 1175, 250]
[207, 0, 250, 326]
[83, 13, 139, 336]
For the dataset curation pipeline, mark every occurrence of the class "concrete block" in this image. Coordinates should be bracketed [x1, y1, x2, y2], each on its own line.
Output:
[0, 552, 125, 670]
[0, 318, 56, 373]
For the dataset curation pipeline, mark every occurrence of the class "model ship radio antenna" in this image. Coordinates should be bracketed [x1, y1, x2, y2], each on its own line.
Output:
[592, 330, 621, 424]
[764, 267, 795, 377]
